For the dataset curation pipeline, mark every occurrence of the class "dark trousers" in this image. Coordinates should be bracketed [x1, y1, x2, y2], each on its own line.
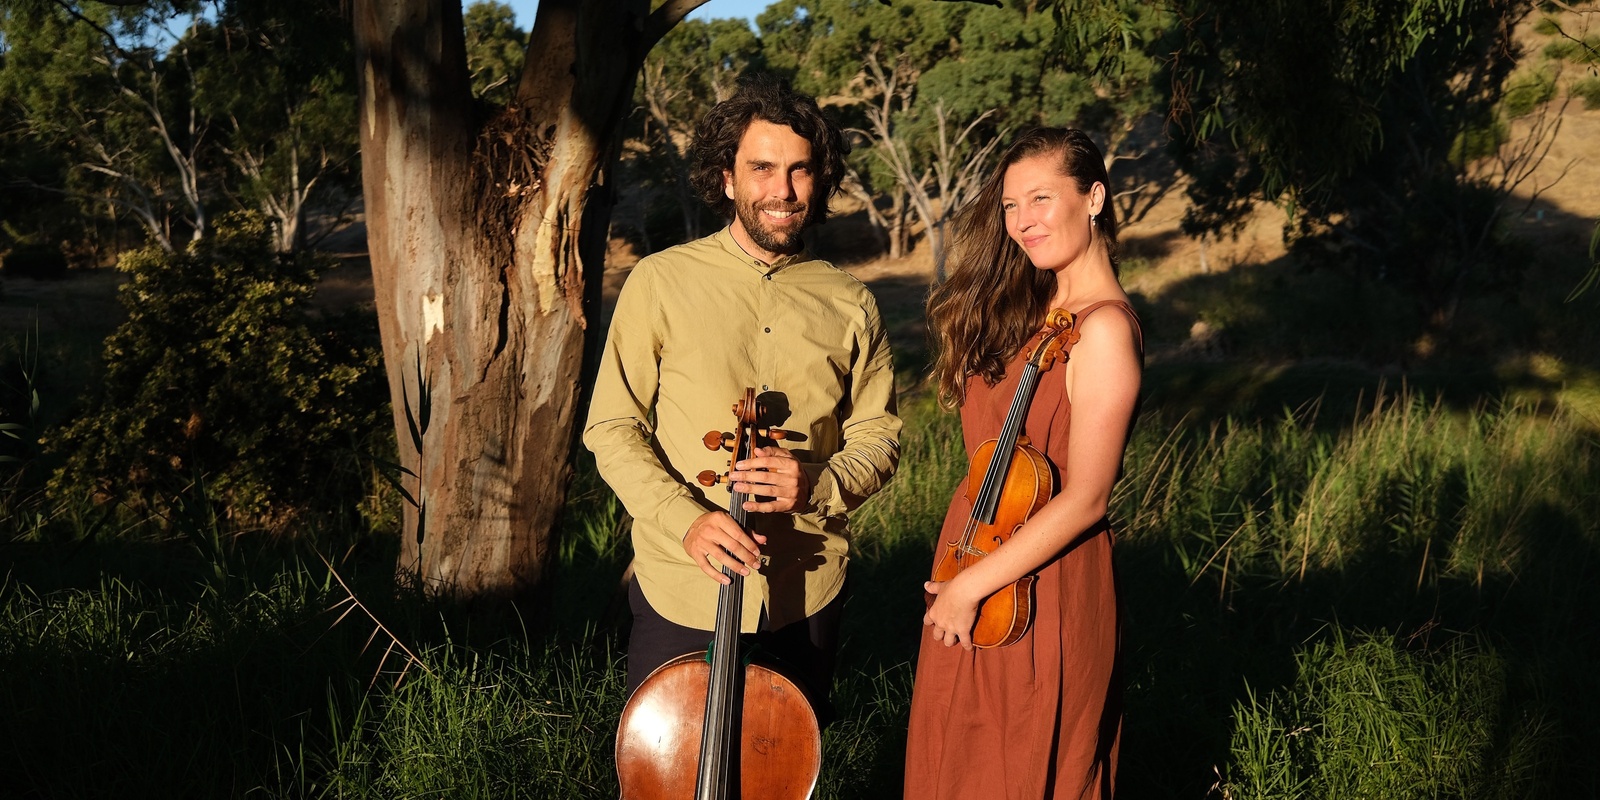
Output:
[625, 578, 846, 724]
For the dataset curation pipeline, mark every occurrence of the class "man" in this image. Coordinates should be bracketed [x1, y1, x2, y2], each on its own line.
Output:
[584, 75, 901, 712]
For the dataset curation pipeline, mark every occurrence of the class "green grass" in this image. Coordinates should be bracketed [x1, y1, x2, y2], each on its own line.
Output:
[3, 387, 1597, 798]
[1224, 631, 1556, 800]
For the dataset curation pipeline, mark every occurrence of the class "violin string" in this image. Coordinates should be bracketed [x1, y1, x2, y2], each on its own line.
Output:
[974, 360, 1040, 525]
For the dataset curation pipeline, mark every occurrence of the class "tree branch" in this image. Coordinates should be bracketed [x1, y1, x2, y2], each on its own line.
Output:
[48, 0, 145, 66]
[1543, 0, 1598, 14]
[644, 0, 711, 50]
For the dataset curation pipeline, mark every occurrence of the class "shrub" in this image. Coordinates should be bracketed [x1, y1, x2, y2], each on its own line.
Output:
[1501, 69, 1556, 119]
[48, 212, 386, 526]
[1543, 35, 1600, 65]
[1572, 76, 1600, 110]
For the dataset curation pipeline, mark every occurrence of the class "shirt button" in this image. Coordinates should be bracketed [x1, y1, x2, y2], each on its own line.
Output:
[764, 274, 772, 280]
[762, 385, 769, 390]
[764, 327, 771, 333]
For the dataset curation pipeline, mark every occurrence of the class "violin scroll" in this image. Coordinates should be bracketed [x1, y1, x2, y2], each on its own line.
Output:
[1028, 308, 1078, 371]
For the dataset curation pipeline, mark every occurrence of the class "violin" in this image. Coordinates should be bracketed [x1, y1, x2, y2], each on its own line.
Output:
[930, 309, 1077, 648]
[615, 388, 822, 799]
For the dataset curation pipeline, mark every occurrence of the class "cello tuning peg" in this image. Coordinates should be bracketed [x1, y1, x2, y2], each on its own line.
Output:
[761, 427, 794, 441]
[697, 470, 726, 487]
[702, 431, 734, 451]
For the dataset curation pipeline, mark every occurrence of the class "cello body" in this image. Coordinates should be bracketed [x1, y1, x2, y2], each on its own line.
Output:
[616, 655, 821, 799]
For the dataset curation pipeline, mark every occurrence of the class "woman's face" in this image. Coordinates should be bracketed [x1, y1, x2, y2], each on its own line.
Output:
[1001, 154, 1104, 272]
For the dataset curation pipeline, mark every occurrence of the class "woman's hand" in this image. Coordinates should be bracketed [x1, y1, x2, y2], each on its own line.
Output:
[923, 576, 981, 650]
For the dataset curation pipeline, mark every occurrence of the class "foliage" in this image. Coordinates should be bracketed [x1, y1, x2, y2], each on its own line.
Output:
[1167, 0, 1546, 326]
[0, 0, 208, 251]
[0, 0, 360, 254]
[464, 1, 527, 106]
[1542, 32, 1600, 63]
[47, 212, 386, 525]
[192, 0, 361, 252]
[757, 0, 1169, 266]
[1502, 66, 1558, 117]
[1572, 74, 1600, 108]
[618, 16, 764, 251]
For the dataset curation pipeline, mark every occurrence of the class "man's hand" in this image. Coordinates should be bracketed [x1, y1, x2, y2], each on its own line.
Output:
[683, 510, 766, 584]
[728, 446, 811, 513]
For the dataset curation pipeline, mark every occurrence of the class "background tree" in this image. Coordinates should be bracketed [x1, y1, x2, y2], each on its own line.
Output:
[761, 0, 1168, 269]
[627, 16, 763, 246]
[0, 0, 213, 251]
[464, 1, 527, 105]
[761, 0, 969, 262]
[193, 0, 360, 253]
[0, 0, 362, 256]
[1167, 0, 1553, 327]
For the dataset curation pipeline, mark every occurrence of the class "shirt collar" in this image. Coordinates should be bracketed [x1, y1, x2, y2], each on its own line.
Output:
[713, 225, 812, 276]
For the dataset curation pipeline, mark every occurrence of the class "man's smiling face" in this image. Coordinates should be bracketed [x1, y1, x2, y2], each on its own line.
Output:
[723, 119, 815, 261]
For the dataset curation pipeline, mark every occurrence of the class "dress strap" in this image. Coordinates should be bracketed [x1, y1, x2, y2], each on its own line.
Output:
[1068, 300, 1143, 356]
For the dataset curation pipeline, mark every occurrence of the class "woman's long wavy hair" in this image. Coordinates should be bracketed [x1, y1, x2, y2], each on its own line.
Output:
[927, 128, 1121, 408]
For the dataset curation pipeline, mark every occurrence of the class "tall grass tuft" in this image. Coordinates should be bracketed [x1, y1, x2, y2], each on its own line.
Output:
[1115, 389, 1599, 595]
[1224, 631, 1555, 800]
[322, 635, 626, 799]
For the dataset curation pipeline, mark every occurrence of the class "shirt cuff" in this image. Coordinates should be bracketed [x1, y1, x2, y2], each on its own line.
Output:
[659, 495, 714, 545]
[802, 462, 840, 519]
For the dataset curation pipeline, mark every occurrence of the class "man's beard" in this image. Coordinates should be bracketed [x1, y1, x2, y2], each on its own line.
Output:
[734, 197, 809, 255]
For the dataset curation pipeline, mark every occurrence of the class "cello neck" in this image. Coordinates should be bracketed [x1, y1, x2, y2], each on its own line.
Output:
[696, 422, 753, 800]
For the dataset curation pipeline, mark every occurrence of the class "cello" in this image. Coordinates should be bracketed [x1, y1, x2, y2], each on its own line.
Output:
[615, 388, 822, 799]
[930, 308, 1077, 648]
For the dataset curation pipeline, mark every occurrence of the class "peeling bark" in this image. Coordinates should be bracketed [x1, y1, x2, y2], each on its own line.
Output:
[354, 0, 690, 601]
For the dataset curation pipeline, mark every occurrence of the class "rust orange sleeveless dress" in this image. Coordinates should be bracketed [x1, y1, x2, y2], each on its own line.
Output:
[903, 301, 1139, 800]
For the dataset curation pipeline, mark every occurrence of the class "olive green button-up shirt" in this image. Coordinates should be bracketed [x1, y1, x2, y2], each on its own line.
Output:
[583, 227, 901, 632]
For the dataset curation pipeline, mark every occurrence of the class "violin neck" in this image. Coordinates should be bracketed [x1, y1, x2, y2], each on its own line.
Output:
[972, 362, 1042, 525]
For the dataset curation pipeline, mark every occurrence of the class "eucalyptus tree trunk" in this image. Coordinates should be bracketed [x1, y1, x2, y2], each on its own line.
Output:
[353, 0, 705, 599]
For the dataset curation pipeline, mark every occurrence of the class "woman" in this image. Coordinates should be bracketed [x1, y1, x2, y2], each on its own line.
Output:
[904, 128, 1142, 800]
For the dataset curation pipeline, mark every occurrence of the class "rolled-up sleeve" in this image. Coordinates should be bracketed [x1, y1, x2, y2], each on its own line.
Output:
[583, 264, 711, 542]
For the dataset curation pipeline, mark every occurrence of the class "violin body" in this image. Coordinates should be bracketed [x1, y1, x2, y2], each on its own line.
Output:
[929, 308, 1077, 649]
[616, 655, 821, 799]
[931, 437, 1052, 648]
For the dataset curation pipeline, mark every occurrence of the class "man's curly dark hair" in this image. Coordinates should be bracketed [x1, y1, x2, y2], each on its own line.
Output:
[689, 73, 849, 226]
